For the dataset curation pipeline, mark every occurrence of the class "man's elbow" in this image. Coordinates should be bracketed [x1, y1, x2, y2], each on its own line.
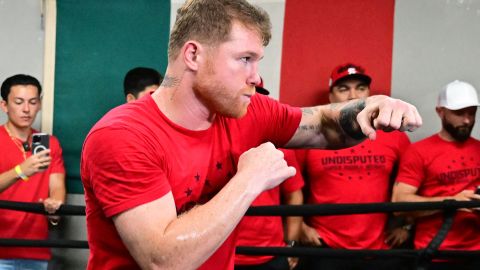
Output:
[145, 255, 183, 270]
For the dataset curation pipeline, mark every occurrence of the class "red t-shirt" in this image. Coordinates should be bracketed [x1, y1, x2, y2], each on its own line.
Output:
[80, 94, 302, 270]
[0, 127, 65, 260]
[396, 134, 480, 250]
[304, 131, 410, 249]
[235, 149, 304, 265]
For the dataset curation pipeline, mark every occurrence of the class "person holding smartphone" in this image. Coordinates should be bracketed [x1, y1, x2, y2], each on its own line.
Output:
[0, 74, 66, 270]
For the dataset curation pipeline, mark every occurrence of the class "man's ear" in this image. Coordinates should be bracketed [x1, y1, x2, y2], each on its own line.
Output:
[435, 107, 443, 117]
[0, 100, 7, 113]
[126, 93, 136, 103]
[182, 41, 202, 71]
[328, 92, 334, 103]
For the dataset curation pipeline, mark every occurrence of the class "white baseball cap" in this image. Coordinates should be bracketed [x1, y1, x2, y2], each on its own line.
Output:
[437, 80, 480, 110]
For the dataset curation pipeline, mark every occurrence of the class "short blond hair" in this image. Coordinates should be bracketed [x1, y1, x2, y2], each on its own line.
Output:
[168, 0, 271, 60]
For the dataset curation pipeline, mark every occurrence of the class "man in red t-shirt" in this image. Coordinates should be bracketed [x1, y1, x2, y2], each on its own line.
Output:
[393, 80, 480, 269]
[298, 63, 412, 270]
[234, 149, 304, 270]
[80, 1, 422, 270]
[0, 74, 66, 270]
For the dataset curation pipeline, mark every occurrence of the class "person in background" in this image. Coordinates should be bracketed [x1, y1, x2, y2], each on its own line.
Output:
[124, 67, 163, 102]
[393, 80, 480, 270]
[0, 74, 66, 270]
[235, 79, 304, 270]
[298, 63, 412, 270]
[80, 1, 422, 269]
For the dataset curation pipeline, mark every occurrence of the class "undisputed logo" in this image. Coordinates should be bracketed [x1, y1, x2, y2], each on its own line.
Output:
[438, 168, 480, 184]
[321, 151, 386, 170]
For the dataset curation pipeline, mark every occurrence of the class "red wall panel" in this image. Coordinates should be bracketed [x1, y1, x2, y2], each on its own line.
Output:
[280, 0, 395, 106]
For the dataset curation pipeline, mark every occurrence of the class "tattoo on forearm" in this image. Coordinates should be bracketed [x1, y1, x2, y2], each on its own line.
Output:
[298, 124, 320, 132]
[301, 107, 315, 116]
[329, 103, 340, 110]
[339, 100, 367, 140]
[161, 75, 180, 88]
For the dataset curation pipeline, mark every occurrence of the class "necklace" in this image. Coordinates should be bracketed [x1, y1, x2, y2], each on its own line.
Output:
[4, 125, 31, 160]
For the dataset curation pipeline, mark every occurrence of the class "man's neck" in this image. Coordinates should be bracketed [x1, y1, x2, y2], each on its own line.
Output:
[153, 75, 215, 131]
[5, 121, 31, 141]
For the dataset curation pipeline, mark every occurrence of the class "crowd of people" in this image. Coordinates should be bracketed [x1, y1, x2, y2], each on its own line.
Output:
[0, 1, 478, 270]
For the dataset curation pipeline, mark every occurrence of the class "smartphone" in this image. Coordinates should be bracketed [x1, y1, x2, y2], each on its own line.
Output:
[32, 133, 50, 169]
[32, 133, 50, 155]
[475, 186, 480, 195]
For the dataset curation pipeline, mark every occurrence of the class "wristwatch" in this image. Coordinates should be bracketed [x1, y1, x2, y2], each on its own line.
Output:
[285, 240, 297, 247]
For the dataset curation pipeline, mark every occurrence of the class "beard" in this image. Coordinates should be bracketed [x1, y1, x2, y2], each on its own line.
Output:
[193, 59, 252, 118]
[442, 118, 474, 142]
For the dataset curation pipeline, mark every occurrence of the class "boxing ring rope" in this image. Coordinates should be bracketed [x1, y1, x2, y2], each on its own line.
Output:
[1, 199, 480, 266]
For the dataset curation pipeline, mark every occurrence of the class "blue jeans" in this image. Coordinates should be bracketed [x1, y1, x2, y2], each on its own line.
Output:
[0, 259, 48, 270]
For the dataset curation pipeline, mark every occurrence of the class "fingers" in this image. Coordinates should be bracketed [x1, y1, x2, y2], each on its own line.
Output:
[359, 96, 423, 138]
[300, 223, 322, 246]
[287, 257, 299, 270]
[40, 199, 63, 226]
[42, 198, 63, 214]
[35, 148, 51, 156]
[238, 142, 297, 192]
[356, 111, 377, 140]
[399, 105, 423, 132]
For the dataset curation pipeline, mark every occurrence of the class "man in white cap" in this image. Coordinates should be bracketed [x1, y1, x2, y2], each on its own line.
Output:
[393, 80, 480, 269]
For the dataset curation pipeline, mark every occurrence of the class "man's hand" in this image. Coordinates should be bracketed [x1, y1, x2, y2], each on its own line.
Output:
[20, 149, 52, 177]
[358, 95, 422, 140]
[236, 142, 296, 194]
[451, 189, 480, 212]
[386, 227, 410, 247]
[40, 197, 63, 226]
[299, 222, 322, 246]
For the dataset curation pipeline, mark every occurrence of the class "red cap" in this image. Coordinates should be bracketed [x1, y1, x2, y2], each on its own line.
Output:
[329, 63, 371, 89]
[255, 76, 270, 95]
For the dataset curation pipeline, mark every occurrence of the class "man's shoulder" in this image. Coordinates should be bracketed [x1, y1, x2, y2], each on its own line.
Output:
[405, 134, 439, 153]
[92, 97, 158, 133]
[468, 137, 480, 144]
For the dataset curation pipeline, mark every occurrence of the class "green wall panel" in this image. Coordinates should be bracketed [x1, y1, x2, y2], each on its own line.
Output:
[54, 0, 170, 193]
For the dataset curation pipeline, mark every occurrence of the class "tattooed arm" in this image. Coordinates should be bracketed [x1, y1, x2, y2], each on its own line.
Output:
[285, 95, 422, 149]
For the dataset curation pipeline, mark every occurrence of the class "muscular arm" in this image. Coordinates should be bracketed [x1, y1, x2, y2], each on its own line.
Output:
[285, 95, 422, 149]
[392, 182, 480, 218]
[113, 142, 296, 270]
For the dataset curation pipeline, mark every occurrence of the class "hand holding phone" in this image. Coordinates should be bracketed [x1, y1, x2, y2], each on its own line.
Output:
[32, 133, 50, 169]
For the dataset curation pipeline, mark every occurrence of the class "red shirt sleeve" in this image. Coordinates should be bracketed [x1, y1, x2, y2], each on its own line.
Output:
[396, 145, 425, 188]
[82, 127, 172, 217]
[246, 94, 302, 147]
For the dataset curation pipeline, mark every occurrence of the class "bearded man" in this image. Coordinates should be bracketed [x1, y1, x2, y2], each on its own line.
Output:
[393, 80, 480, 270]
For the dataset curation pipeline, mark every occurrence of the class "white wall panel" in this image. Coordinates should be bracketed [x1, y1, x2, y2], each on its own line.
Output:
[0, 0, 44, 129]
[392, 0, 480, 142]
